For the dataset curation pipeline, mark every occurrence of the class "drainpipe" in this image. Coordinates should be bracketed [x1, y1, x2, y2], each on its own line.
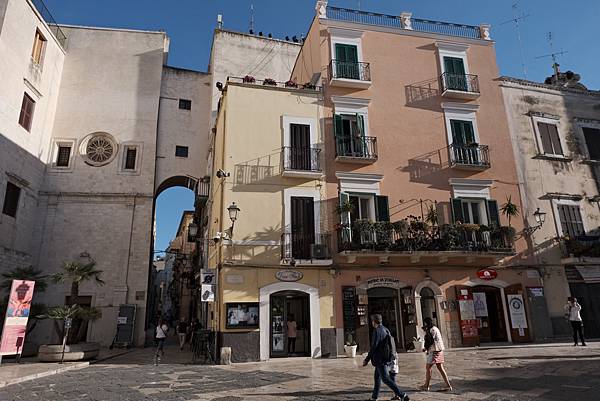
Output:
[125, 194, 138, 303]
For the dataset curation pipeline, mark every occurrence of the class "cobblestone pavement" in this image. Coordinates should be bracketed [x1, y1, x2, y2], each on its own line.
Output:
[1, 342, 600, 401]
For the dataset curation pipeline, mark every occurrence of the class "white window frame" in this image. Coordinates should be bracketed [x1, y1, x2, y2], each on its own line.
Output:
[575, 118, 600, 161]
[329, 28, 365, 63]
[457, 198, 489, 225]
[441, 102, 480, 147]
[531, 114, 567, 158]
[551, 198, 584, 237]
[49, 138, 76, 171]
[348, 193, 377, 221]
[282, 116, 318, 148]
[119, 142, 143, 175]
[331, 96, 370, 136]
[436, 42, 470, 75]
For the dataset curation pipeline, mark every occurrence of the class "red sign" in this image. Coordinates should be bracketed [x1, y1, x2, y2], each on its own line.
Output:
[477, 269, 498, 280]
[0, 280, 35, 356]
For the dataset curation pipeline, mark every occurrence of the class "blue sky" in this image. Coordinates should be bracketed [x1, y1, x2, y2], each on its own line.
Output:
[42, 0, 600, 251]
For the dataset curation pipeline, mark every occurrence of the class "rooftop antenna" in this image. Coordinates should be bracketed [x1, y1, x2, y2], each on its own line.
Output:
[535, 31, 568, 78]
[249, 3, 255, 33]
[499, 2, 530, 79]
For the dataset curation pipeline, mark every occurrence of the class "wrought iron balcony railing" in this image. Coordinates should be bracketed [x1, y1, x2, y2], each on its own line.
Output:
[31, 0, 67, 47]
[562, 235, 600, 258]
[329, 60, 371, 81]
[337, 220, 515, 254]
[281, 232, 332, 261]
[326, 6, 483, 40]
[440, 73, 480, 94]
[449, 143, 490, 169]
[282, 147, 322, 172]
[335, 135, 378, 161]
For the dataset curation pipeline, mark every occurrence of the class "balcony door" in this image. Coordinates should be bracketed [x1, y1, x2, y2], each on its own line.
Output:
[290, 123, 311, 171]
[335, 114, 365, 158]
[450, 120, 478, 164]
[291, 197, 315, 259]
[443, 56, 467, 91]
[335, 43, 359, 79]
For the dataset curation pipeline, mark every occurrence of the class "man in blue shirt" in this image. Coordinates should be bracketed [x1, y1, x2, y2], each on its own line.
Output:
[363, 314, 409, 401]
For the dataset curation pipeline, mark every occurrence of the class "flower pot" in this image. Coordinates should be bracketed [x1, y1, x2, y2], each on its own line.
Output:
[413, 340, 425, 352]
[344, 344, 357, 358]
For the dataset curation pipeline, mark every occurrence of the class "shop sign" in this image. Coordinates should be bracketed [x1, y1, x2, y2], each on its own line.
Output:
[477, 269, 498, 280]
[507, 294, 528, 329]
[1, 280, 35, 356]
[366, 277, 402, 289]
[276, 270, 303, 282]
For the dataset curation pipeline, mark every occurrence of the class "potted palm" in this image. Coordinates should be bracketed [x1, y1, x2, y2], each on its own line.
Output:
[344, 333, 358, 358]
[500, 196, 519, 229]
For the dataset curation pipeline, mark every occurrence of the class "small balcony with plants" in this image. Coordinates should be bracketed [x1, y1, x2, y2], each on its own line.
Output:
[281, 232, 333, 265]
[328, 59, 372, 88]
[440, 72, 480, 99]
[449, 143, 490, 170]
[281, 146, 323, 179]
[561, 235, 600, 262]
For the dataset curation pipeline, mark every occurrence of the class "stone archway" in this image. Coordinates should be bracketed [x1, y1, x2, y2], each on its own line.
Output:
[414, 280, 446, 340]
[259, 282, 321, 361]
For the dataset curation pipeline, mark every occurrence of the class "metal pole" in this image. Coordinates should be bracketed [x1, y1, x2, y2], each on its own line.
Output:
[60, 326, 70, 364]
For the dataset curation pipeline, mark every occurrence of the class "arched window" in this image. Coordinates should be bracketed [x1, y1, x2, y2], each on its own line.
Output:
[420, 287, 438, 326]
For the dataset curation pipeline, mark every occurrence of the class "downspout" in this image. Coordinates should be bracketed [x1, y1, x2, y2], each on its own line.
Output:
[125, 194, 138, 303]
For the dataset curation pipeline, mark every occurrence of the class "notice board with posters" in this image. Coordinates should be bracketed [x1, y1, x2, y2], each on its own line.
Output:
[1, 280, 35, 357]
[342, 287, 357, 343]
[457, 288, 479, 346]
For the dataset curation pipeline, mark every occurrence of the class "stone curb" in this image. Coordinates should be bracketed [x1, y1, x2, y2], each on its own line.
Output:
[0, 361, 89, 388]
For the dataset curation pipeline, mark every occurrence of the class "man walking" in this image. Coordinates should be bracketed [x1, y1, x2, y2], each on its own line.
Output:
[565, 297, 586, 346]
[363, 314, 409, 401]
[177, 318, 188, 350]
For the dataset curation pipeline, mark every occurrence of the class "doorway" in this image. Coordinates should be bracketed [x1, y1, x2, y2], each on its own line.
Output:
[419, 287, 439, 327]
[270, 291, 310, 357]
[290, 197, 315, 260]
[472, 286, 508, 342]
[367, 287, 403, 349]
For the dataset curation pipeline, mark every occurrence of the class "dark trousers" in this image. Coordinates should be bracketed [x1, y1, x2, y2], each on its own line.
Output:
[287, 337, 296, 353]
[372, 363, 405, 400]
[571, 321, 586, 345]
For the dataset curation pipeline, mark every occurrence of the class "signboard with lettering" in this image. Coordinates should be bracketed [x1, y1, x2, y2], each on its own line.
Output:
[366, 277, 403, 289]
[342, 287, 357, 338]
[275, 270, 303, 282]
[0, 280, 35, 356]
[507, 294, 528, 329]
[477, 269, 498, 280]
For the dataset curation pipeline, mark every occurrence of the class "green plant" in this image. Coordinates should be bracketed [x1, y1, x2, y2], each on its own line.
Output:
[1, 266, 48, 292]
[392, 220, 410, 237]
[500, 196, 520, 228]
[336, 200, 354, 214]
[425, 205, 438, 226]
[345, 333, 357, 346]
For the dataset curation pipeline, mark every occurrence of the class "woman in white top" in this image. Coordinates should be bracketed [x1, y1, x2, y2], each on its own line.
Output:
[565, 297, 586, 346]
[154, 318, 169, 364]
[419, 317, 452, 392]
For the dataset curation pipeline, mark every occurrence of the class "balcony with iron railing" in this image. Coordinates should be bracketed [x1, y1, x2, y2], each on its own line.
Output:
[449, 143, 490, 170]
[31, 0, 67, 48]
[336, 220, 515, 265]
[328, 60, 372, 88]
[562, 235, 600, 261]
[335, 135, 378, 163]
[440, 73, 480, 99]
[325, 6, 486, 41]
[281, 233, 332, 263]
[282, 147, 322, 178]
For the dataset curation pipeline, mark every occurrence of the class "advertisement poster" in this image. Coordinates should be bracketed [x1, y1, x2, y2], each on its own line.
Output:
[225, 303, 259, 329]
[507, 294, 528, 329]
[201, 270, 215, 285]
[201, 284, 215, 302]
[473, 292, 489, 317]
[1, 280, 35, 356]
[458, 293, 478, 339]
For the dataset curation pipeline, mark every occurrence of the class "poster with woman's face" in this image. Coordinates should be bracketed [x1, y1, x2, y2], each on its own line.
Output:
[225, 303, 259, 329]
[1, 280, 35, 356]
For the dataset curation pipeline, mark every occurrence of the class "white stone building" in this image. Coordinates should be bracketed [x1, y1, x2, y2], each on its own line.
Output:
[500, 72, 600, 340]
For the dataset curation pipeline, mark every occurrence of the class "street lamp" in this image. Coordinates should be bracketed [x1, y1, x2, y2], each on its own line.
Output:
[523, 208, 547, 236]
[227, 202, 241, 235]
[188, 222, 198, 242]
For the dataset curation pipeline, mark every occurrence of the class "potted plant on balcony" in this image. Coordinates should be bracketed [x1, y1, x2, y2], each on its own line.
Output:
[425, 205, 438, 226]
[344, 333, 358, 358]
[263, 78, 277, 86]
[500, 196, 520, 229]
[242, 75, 255, 83]
[284, 79, 298, 88]
[336, 200, 354, 215]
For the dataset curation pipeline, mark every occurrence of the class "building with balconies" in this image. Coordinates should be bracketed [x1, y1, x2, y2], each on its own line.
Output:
[207, 78, 338, 361]
[291, 1, 538, 352]
[500, 70, 600, 339]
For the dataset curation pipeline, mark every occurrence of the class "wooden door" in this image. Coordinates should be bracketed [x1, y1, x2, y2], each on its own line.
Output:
[290, 123, 311, 171]
[291, 197, 315, 259]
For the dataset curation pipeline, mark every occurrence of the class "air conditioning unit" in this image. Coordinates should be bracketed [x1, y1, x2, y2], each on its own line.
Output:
[311, 244, 330, 259]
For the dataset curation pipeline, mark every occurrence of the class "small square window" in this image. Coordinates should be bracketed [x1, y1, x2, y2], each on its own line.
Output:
[124, 147, 137, 170]
[175, 146, 189, 158]
[2, 182, 21, 218]
[56, 145, 71, 167]
[19, 93, 35, 132]
[179, 99, 192, 110]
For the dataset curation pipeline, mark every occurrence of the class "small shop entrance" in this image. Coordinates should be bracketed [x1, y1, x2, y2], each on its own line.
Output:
[270, 291, 310, 357]
[472, 286, 508, 342]
[367, 287, 403, 349]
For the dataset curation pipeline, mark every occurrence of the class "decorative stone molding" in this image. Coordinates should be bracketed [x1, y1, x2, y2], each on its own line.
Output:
[400, 12, 413, 30]
[316, 0, 328, 18]
[479, 24, 491, 40]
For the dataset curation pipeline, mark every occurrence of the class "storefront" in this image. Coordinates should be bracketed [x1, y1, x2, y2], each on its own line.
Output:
[335, 266, 540, 352]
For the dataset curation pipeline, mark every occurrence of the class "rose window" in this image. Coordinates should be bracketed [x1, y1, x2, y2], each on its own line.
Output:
[80, 133, 118, 166]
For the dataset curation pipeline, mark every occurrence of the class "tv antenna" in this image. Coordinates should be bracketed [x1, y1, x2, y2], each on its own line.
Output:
[249, 3, 255, 33]
[500, 2, 530, 79]
[535, 32, 568, 78]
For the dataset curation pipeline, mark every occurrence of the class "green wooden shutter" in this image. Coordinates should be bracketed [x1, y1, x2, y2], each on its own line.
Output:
[356, 114, 365, 137]
[583, 127, 600, 160]
[334, 114, 342, 136]
[464, 121, 475, 144]
[486, 200, 500, 228]
[335, 44, 346, 61]
[376, 196, 390, 222]
[339, 192, 350, 226]
[451, 198, 464, 223]
[444, 57, 465, 75]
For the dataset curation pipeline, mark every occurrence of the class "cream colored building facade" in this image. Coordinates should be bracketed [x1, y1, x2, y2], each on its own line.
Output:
[208, 81, 338, 361]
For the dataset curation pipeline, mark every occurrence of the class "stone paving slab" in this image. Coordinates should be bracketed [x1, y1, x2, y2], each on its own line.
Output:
[1, 343, 600, 400]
